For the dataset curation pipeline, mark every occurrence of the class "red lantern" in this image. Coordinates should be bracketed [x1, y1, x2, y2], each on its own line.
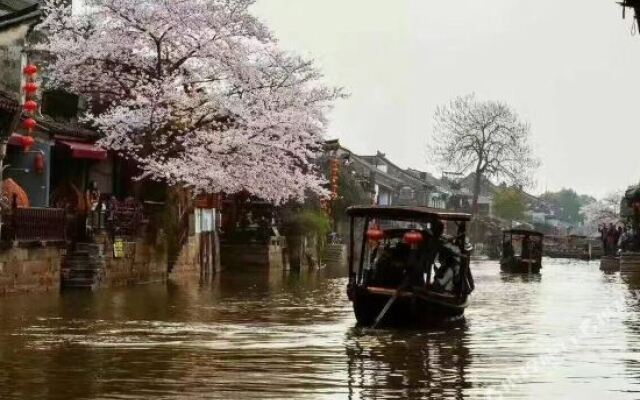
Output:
[24, 82, 38, 94]
[22, 118, 37, 130]
[403, 231, 423, 248]
[21, 135, 35, 150]
[366, 228, 384, 243]
[34, 152, 45, 174]
[23, 100, 38, 113]
[23, 64, 38, 76]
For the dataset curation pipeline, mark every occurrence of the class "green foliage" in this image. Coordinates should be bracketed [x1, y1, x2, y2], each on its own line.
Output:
[493, 188, 526, 222]
[334, 167, 372, 216]
[280, 208, 331, 237]
[540, 188, 593, 224]
[298, 210, 332, 236]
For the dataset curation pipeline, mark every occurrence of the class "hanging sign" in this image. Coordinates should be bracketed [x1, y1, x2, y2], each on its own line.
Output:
[113, 237, 125, 258]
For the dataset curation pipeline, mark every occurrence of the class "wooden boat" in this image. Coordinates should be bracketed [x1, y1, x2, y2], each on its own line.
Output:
[543, 235, 599, 260]
[500, 229, 543, 274]
[345, 206, 474, 328]
[600, 255, 620, 272]
[620, 252, 640, 275]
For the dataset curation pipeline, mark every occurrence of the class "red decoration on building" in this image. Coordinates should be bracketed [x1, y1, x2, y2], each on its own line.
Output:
[21, 135, 35, 150]
[24, 82, 38, 94]
[23, 100, 38, 113]
[330, 159, 340, 200]
[23, 64, 38, 76]
[34, 152, 45, 174]
[22, 118, 37, 130]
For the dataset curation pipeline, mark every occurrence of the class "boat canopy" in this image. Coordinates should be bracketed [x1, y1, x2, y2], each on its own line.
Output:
[346, 206, 472, 222]
[503, 229, 544, 237]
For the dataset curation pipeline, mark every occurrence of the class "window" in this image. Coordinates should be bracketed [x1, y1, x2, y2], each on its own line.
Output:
[42, 90, 79, 120]
[399, 186, 414, 201]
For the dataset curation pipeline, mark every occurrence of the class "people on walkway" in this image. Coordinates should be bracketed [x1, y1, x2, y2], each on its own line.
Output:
[607, 224, 620, 256]
[599, 224, 609, 255]
[600, 223, 624, 256]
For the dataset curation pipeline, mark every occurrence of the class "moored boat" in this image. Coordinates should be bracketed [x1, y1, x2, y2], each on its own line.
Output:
[346, 206, 474, 328]
[543, 235, 600, 260]
[600, 255, 620, 272]
[500, 229, 543, 274]
[620, 252, 640, 275]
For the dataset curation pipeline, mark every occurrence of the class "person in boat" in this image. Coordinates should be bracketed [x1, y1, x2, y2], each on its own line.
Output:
[368, 223, 439, 289]
[368, 239, 411, 287]
[599, 224, 610, 255]
[521, 236, 531, 260]
[432, 239, 462, 293]
[503, 239, 515, 260]
[432, 224, 475, 296]
[531, 238, 542, 260]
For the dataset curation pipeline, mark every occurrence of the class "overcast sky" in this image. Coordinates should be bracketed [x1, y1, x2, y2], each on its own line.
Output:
[253, 1, 640, 198]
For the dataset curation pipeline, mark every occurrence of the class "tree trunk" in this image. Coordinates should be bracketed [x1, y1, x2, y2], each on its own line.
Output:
[213, 227, 221, 272]
[472, 171, 483, 215]
[287, 235, 302, 272]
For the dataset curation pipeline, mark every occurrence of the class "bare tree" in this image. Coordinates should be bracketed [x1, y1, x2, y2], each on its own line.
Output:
[430, 94, 539, 214]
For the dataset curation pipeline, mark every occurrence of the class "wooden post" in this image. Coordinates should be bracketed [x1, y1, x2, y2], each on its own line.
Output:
[199, 232, 205, 282]
[214, 227, 221, 272]
[0, 139, 6, 240]
[207, 231, 214, 282]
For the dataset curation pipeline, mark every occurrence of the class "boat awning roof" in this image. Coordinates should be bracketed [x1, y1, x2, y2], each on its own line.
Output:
[346, 206, 471, 222]
[503, 229, 544, 237]
[57, 140, 107, 160]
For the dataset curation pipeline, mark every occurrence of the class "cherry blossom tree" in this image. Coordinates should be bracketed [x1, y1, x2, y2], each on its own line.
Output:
[34, 0, 344, 204]
[581, 191, 623, 235]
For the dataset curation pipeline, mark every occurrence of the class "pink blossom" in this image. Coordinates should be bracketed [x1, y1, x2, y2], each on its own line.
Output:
[35, 0, 344, 204]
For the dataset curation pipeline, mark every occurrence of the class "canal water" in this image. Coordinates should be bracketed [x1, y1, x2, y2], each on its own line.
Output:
[1, 259, 640, 399]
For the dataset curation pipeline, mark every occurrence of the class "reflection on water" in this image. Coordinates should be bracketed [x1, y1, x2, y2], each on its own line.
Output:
[2, 259, 640, 399]
[346, 325, 470, 400]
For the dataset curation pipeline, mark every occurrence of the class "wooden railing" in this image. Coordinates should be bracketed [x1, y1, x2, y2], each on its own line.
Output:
[106, 199, 144, 238]
[2, 207, 67, 242]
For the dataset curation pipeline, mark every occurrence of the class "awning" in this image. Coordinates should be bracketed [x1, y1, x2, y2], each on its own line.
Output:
[8, 133, 23, 146]
[57, 140, 107, 160]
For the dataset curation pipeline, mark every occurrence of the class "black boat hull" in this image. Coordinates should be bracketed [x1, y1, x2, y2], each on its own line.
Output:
[500, 258, 541, 274]
[352, 286, 468, 327]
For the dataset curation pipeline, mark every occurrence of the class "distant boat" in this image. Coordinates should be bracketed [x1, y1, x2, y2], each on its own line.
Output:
[500, 229, 544, 274]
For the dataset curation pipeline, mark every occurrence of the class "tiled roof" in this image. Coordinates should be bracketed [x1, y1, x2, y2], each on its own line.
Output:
[0, 89, 19, 114]
[0, 0, 38, 12]
[0, 2, 39, 29]
[36, 117, 101, 142]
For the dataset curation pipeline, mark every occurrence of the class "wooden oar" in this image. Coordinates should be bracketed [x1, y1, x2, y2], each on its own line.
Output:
[371, 274, 412, 329]
[372, 231, 424, 328]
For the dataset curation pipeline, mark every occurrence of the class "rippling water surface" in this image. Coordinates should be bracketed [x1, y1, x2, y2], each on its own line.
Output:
[2, 259, 640, 399]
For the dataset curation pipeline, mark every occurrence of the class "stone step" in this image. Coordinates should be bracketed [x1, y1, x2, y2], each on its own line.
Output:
[61, 244, 106, 291]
